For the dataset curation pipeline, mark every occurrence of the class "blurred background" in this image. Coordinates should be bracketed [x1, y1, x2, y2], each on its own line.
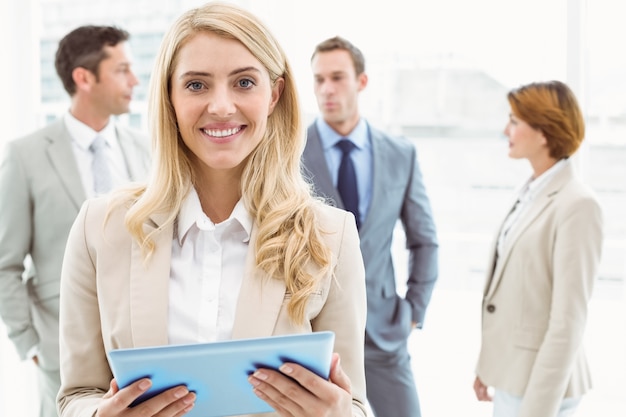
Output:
[1, 0, 624, 416]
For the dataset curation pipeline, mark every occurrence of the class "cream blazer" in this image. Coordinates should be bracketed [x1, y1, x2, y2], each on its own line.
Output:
[57, 195, 368, 417]
[475, 161, 604, 417]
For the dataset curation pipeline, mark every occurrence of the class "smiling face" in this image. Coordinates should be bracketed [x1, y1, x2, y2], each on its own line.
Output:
[170, 32, 283, 178]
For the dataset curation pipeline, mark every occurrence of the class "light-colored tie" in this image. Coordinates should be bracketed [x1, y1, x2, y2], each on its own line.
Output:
[89, 136, 112, 194]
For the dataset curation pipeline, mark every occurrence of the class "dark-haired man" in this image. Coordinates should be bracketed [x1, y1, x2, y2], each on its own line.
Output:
[303, 36, 439, 417]
[0, 25, 150, 417]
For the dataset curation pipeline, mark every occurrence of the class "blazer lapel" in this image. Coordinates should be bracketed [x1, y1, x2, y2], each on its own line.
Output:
[304, 125, 342, 207]
[482, 195, 519, 296]
[129, 211, 172, 347]
[360, 129, 387, 232]
[127, 215, 287, 345]
[45, 120, 86, 209]
[231, 226, 287, 339]
[486, 163, 575, 299]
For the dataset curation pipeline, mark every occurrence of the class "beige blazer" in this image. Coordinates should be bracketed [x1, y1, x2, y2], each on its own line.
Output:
[57, 195, 369, 417]
[475, 161, 604, 417]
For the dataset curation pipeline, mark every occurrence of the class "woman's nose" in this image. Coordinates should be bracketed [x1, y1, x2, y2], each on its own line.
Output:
[207, 87, 236, 117]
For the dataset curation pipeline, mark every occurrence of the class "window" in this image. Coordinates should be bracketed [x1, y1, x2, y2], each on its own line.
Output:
[1, 1, 624, 416]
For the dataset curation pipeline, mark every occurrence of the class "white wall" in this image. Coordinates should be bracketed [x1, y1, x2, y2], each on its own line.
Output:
[0, 2, 41, 416]
[0, 0, 41, 146]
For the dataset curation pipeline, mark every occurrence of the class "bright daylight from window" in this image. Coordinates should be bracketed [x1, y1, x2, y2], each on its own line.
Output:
[0, 1, 624, 416]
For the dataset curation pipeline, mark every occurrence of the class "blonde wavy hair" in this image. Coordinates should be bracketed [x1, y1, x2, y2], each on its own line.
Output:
[111, 2, 332, 324]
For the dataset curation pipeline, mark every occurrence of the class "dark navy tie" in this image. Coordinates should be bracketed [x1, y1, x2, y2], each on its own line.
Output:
[336, 139, 360, 228]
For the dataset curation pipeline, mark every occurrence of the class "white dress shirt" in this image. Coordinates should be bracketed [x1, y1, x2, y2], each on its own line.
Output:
[496, 158, 568, 258]
[168, 188, 252, 345]
[64, 112, 130, 197]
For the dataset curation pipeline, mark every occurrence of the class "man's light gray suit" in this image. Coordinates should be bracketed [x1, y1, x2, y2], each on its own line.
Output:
[0, 118, 150, 417]
[303, 123, 438, 417]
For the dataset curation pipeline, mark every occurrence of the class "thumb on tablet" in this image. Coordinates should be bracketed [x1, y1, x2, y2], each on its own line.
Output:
[329, 353, 351, 394]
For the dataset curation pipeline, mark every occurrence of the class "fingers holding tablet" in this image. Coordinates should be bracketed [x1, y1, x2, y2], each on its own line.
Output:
[95, 378, 196, 417]
[249, 353, 352, 417]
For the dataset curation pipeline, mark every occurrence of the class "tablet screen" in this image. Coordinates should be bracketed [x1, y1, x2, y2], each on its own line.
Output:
[107, 331, 335, 417]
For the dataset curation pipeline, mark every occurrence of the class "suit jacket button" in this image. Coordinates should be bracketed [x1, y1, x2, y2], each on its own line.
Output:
[486, 304, 496, 313]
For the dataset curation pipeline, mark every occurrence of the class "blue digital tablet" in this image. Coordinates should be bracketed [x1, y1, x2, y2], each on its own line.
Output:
[107, 331, 335, 417]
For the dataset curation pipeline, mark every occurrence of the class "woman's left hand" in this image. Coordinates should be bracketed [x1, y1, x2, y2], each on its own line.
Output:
[248, 352, 353, 417]
[473, 376, 493, 402]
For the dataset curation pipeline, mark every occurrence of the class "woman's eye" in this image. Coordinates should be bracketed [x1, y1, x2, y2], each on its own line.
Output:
[187, 81, 203, 91]
[238, 78, 255, 88]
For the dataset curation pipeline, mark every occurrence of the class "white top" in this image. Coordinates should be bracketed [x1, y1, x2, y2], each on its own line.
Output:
[496, 158, 568, 257]
[64, 112, 130, 197]
[168, 188, 252, 345]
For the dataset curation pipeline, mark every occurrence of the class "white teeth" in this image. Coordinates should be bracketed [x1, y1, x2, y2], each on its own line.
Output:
[203, 126, 242, 138]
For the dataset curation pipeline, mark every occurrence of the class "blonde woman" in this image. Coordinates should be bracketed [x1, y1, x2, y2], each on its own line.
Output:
[474, 80, 604, 417]
[57, 3, 368, 417]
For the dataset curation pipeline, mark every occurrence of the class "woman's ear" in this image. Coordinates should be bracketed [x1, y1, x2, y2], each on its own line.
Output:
[268, 77, 284, 116]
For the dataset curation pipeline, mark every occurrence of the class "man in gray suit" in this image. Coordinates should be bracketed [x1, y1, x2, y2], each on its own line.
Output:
[0, 25, 150, 417]
[302, 36, 438, 417]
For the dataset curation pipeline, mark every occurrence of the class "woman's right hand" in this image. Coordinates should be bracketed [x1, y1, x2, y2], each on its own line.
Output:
[96, 378, 196, 417]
